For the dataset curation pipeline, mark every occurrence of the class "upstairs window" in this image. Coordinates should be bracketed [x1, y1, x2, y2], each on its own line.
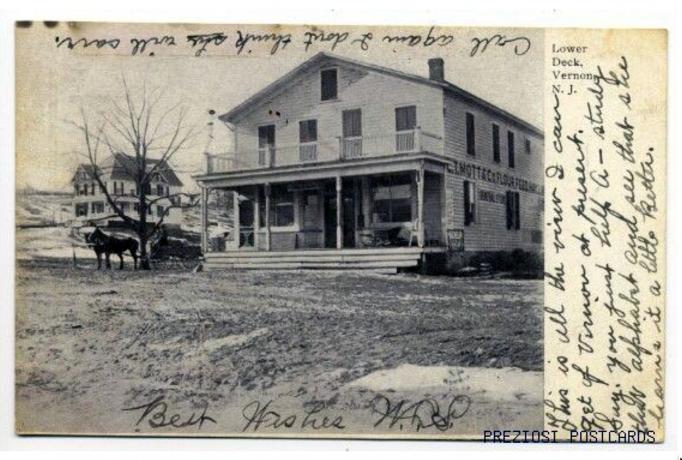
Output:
[299, 120, 318, 161]
[466, 113, 475, 156]
[395, 105, 417, 132]
[321, 69, 338, 101]
[492, 124, 501, 163]
[508, 130, 515, 168]
[463, 180, 476, 226]
[156, 184, 165, 196]
[299, 119, 318, 143]
[342, 109, 362, 138]
[525, 137, 532, 155]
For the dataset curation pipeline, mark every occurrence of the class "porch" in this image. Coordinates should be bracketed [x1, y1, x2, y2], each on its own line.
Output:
[195, 152, 450, 271]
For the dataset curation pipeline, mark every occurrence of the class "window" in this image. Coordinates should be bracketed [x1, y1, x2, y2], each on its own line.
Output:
[508, 131, 515, 168]
[370, 174, 412, 223]
[466, 113, 475, 156]
[91, 183, 96, 195]
[270, 185, 295, 227]
[299, 120, 318, 143]
[75, 203, 88, 217]
[506, 191, 521, 230]
[156, 184, 165, 196]
[258, 124, 276, 166]
[342, 109, 362, 138]
[395, 105, 417, 132]
[157, 205, 165, 217]
[463, 180, 476, 226]
[342, 109, 363, 157]
[320, 68, 338, 101]
[299, 120, 318, 161]
[525, 138, 532, 155]
[492, 124, 501, 162]
[91, 202, 104, 214]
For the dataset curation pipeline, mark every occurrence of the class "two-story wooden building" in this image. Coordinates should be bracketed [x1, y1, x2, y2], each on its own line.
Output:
[194, 52, 544, 272]
[72, 153, 184, 228]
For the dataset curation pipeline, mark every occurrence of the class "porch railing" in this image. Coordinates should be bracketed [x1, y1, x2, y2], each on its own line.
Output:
[299, 142, 318, 162]
[204, 127, 443, 174]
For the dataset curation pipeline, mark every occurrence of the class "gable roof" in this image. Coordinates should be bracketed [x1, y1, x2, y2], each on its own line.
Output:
[71, 164, 102, 183]
[111, 153, 184, 186]
[219, 52, 543, 137]
[74, 153, 183, 187]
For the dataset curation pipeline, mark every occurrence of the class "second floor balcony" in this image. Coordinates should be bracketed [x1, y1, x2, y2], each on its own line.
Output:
[204, 128, 444, 174]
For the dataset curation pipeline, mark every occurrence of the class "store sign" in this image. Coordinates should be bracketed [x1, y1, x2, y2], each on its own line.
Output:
[479, 189, 506, 204]
[448, 159, 544, 195]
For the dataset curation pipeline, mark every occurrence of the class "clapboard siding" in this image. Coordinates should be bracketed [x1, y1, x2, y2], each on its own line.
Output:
[442, 92, 544, 252]
[232, 64, 444, 166]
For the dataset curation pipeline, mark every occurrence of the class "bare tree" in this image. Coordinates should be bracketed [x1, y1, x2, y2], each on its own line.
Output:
[72, 78, 198, 270]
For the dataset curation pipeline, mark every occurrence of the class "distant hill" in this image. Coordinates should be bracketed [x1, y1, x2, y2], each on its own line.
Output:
[16, 192, 73, 227]
[16, 191, 231, 231]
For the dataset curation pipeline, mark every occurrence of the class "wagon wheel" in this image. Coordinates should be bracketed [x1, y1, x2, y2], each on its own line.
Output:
[180, 258, 198, 270]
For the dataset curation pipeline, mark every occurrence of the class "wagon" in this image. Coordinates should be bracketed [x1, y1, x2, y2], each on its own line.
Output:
[149, 237, 202, 270]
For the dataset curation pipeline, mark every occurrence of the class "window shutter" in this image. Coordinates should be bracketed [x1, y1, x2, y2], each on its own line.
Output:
[508, 131, 515, 168]
[514, 192, 521, 230]
[463, 180, 471, 226]
[506, 191, 513, 229]
[466, 113, 475, 156]
[492, 124, 500, 162]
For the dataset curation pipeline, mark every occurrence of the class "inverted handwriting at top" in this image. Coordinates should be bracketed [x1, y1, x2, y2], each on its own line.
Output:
[55, 36, 121, 50]
[186, 32, 228, 57]
[470, 34, 531, 57]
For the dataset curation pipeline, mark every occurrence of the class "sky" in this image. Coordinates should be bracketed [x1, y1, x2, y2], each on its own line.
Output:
[16, 23, 543, 192]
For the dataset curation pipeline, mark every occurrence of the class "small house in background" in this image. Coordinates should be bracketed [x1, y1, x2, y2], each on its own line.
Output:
[194, 52, 544, 272]
[71, 153, 184, 228]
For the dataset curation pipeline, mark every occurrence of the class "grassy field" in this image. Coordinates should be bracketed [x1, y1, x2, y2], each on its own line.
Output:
[15, 258, 543, 437]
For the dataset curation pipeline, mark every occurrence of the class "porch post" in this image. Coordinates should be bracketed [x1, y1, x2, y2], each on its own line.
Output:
[254, 185, 260, 248]
[417, 165, 425, 248]
[353, 178, 360, 240]
[264, 183, 271, 251]
[361, 176, 371, 228]
[200, 186, 209, 253]
[336, 175, 343, 249]
[233, 190, 240, 250]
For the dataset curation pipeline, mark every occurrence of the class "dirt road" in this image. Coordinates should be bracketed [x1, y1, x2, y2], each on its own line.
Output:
[15, 259, 543, 438]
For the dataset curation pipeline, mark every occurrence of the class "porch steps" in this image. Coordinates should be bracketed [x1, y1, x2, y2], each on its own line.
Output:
[203, 247, 424, 271]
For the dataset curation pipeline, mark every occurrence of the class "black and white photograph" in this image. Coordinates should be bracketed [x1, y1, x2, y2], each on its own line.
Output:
[9, 18, 668, 443]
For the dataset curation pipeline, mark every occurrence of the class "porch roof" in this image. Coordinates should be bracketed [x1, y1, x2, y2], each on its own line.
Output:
[193, 151, 449, 188]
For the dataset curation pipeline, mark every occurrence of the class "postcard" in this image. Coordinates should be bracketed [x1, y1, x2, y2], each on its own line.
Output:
[14, 21, 666, 441]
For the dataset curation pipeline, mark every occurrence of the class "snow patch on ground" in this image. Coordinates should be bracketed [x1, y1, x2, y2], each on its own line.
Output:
[348, 364, 542, 403]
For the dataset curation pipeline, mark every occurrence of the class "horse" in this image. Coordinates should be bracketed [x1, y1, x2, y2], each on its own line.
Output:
[85, 227, 139, 270]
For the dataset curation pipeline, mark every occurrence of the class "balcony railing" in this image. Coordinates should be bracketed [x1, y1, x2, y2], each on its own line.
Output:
[204, 127, 443, 174]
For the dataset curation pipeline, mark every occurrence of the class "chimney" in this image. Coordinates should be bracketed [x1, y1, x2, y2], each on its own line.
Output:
[428, 58, 444, 82]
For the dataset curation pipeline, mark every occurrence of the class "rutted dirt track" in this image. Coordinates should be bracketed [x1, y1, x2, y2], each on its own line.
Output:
[15, 258, 543, 437]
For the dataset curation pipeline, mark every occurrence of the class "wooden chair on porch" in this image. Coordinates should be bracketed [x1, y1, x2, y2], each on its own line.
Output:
[405, 219, 430, 247]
